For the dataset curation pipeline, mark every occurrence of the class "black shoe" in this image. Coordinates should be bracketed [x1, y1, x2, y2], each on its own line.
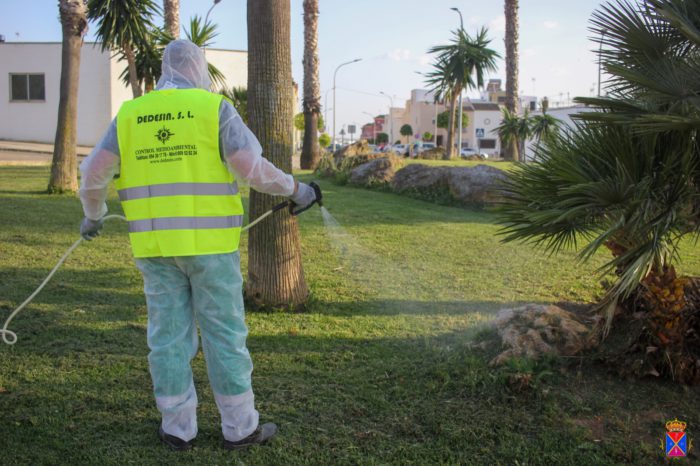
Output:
[222, 423, 278, 450]
[158, 426, 193, 451]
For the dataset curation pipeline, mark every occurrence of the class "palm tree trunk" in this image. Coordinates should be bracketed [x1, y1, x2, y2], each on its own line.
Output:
[144, 74, 155, 93]
[49, 0, 87, 194]
[444, 91, 458, 160]
[163, 0, 180, 38]
[300, 0, 321, 170]
[504, 0, 519, 161]
[246, 0, 309, 310]
[123, 44, 142, 98]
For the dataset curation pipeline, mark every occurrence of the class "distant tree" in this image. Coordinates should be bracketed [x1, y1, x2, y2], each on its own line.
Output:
[318, 133, 331, 148]
[425, 27, 499, 159]
[529, 97, 560, 156]
[495, 108, 531, 161]
[400, 124, 413, 144]
[88, 0, 160, 98]
[294, 112, 324, 131]
[220, 86, 248, 124]
[163, 0, 179, 38]
[300, 0, 321, 170]
[49, 0, 88, 194]
[437, 110, 468, 129]
[423, 132, 433, 142]
[376, 132, 389, 144]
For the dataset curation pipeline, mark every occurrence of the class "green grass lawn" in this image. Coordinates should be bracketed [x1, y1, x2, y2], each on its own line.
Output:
[1, 165, 699, 465]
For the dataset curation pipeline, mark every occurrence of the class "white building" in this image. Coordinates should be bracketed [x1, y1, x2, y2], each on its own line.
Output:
[0, 42, 247, 146]
[463, 101, 502, 157]
[524, 104, 594, 161]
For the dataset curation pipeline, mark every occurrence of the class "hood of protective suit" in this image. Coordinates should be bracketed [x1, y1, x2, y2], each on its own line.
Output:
[156, 40, 212, 91]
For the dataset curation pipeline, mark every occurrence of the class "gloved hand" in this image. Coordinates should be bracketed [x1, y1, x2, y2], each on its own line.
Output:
[80, 217, 104, 241]
[290, 182, 317, 211]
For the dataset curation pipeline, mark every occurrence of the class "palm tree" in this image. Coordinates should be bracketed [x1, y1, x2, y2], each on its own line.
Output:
[504, 0, 519, 161]
[88, 0, 160, 98]
[220, 86, 248, 123]
[529, 98, 560, 158]
[119, 27, 173, 93]
[48, 0, 88, 194]
[498, 0, 700, 383]
[121, 17, 225, 94]
[246, 0, 309, 310]
[425, 28, 499, 159]
[163, 0, 179, 38]
[495, 108, 531, 161]
[300, 0, 321, 170]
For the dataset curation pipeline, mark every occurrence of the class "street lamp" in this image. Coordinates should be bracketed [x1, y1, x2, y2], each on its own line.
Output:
[451, 7, 465, 156]
[362, 111, 376, 142]
[205, 0, 223, 25]
[450, 7, 464, 29]
[323, 88, 333, 131]
[597, 29, 607, 97]
[203, 0, 223, 52]
[379, 91, 394, 145]
[333, 58, 362, 147]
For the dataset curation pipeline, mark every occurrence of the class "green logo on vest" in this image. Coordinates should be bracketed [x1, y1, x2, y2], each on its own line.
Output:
[155, 127, 174, 144]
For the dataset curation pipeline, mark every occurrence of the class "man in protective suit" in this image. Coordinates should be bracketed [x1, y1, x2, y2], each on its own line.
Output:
[78, 40, 318, 451]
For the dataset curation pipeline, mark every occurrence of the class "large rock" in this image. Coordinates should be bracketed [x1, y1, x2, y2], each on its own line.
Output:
[339, 153, 392, 172]
[416, 148, 445, 160]
[333, 140, 371, 167]
[391, 163, 448, 193]
[490, 304, 597, 366]
[349, 157, 400, 186]
[446, 165, 506, 206]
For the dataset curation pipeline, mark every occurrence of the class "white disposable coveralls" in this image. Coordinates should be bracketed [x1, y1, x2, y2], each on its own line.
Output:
[79, 40, 294, 442]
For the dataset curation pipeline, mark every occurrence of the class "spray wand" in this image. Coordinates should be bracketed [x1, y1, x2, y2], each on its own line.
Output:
[1, 182, 324, 346]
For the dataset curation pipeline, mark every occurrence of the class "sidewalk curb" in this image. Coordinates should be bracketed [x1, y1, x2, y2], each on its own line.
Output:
[0, 146, 90, 157]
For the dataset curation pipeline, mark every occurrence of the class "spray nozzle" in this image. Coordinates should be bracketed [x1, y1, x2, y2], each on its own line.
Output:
[289, 181, 323, 216]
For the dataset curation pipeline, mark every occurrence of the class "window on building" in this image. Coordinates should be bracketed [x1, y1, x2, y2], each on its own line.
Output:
[479, 139, 497, 149]
[10, 73, 45, 102]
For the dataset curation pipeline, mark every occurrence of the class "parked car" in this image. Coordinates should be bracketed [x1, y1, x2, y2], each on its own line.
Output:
[368, 144, 378, 153]
[389, 144, 408, 155]
[420, 143, 437, 152]
[460, 147, 486, 159]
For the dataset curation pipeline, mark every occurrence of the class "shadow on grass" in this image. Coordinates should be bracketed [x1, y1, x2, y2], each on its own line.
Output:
[305, 297, 532, 317]
[2, 324, 697, 465]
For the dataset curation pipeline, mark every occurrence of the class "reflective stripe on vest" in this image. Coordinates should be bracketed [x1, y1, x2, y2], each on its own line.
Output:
[118, 181, 239, 201]
[115, 88, 243, 258]
[128, 215, 244, 233]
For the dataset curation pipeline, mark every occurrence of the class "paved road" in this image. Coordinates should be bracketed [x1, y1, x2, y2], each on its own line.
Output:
[0, 150, 51, 165]
[0, 150, 89, 165]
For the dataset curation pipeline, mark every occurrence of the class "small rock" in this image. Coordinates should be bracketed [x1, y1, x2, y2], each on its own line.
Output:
[490, 304, 597, 366]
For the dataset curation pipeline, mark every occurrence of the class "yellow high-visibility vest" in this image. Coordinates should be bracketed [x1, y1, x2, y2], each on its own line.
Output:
[115, 88, 243, 258]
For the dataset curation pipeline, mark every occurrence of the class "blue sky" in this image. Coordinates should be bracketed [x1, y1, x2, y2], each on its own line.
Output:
[0, 0, 606, 133]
